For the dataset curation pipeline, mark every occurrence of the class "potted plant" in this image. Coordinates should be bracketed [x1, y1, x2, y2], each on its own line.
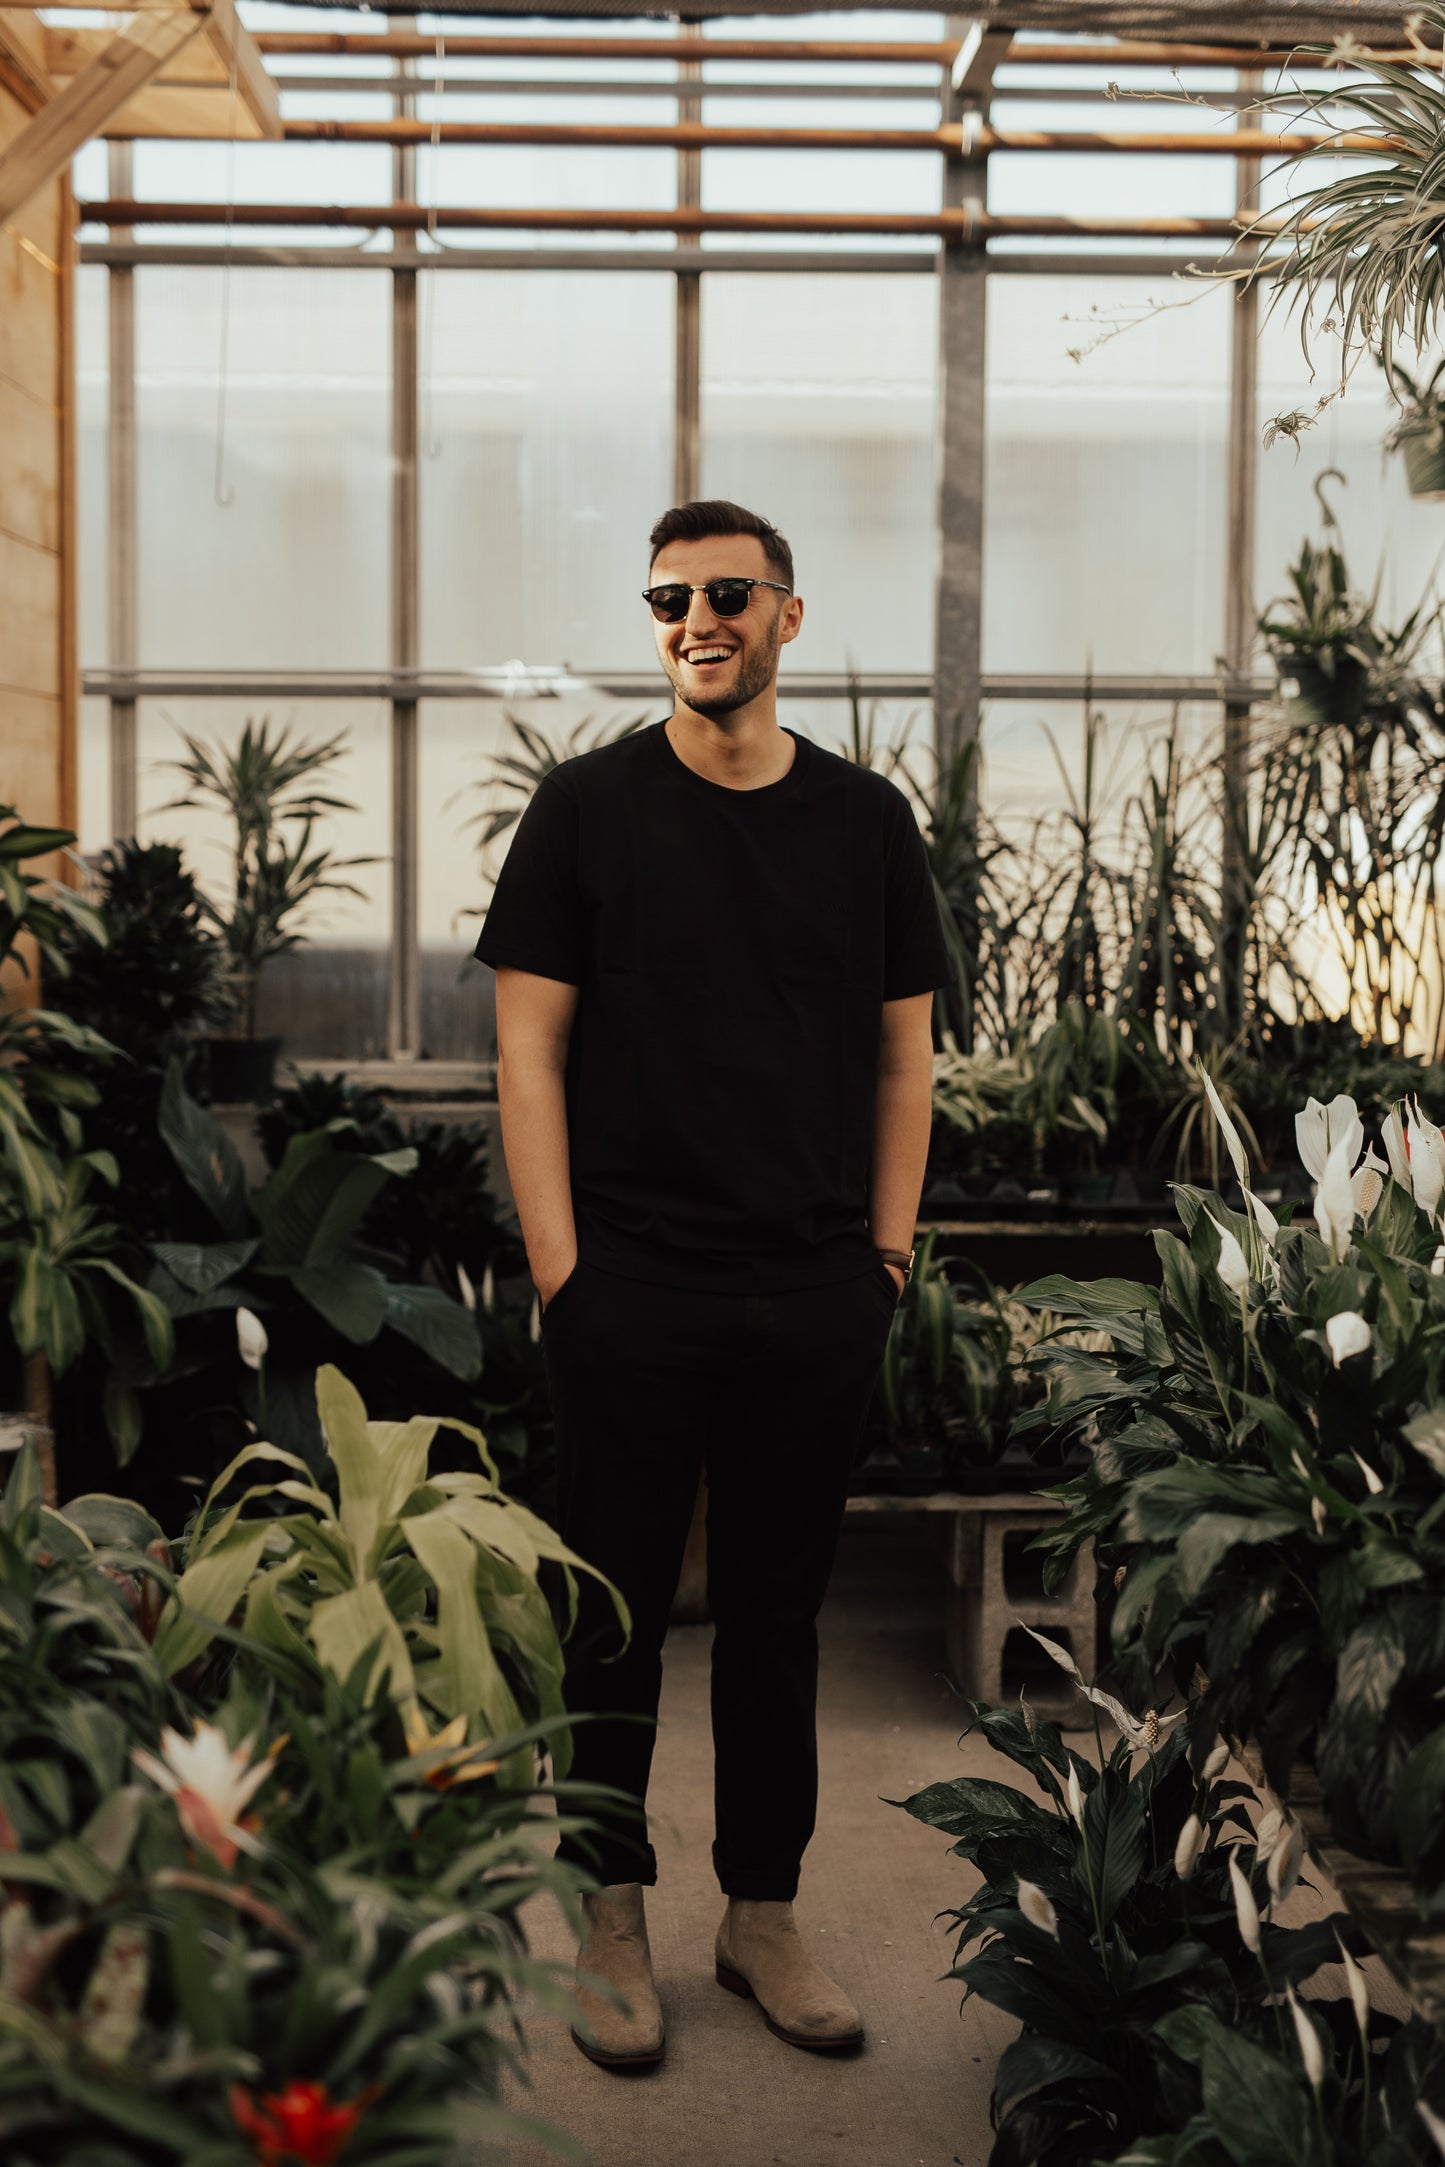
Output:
[158, 717, 376, 1103]
[1383, 353, 1445, 500]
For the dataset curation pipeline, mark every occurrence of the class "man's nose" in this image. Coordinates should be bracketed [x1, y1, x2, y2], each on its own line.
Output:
[683, 592, 721, 636]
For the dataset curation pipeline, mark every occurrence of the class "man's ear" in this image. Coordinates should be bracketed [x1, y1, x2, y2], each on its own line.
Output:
[779, 594, 804, 647]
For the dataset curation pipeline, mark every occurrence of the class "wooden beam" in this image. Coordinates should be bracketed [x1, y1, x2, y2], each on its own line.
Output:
[972, 2, 1417, 35]
[195, 0, 279, 143]
[43, 0, 280, 143]
[953, 20, 1014, 96]
[0, 10, 204, 224]
[0, 13, 52, 114]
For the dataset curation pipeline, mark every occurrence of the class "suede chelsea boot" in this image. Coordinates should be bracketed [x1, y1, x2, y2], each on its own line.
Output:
[571, 1883, 665, 2068]
[715, 1898, 864, 2050]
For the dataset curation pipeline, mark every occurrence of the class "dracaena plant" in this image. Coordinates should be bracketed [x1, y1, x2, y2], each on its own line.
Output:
[1014, 1068, 1445, 1915]
[891, 1655, 1445, 2167]
[0, 1441, 599, 2167]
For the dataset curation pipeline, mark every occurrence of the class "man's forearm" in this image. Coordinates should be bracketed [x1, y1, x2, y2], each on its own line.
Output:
[867, 1060, 934, 1254]
[496, 1052, 577, 1294]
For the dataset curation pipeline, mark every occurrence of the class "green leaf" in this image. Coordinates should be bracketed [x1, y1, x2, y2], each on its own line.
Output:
[253, 1148, 391, 1267]
[62, 1494, 165, 1550]
[1403, 1406, 1445, 1479]
[1174, 1512, 1302, 1601]
[149, 1238, 260, 1293]
[1080, 1770, 1146, 1924]
[383, 1282, 482, 1381]
[158, 1058, 249, 1238]
[153, 1521, 271, 1676]
[289, 1258, 388, 1341]
[1199, 2022, 1312, 2166]
[403, 1508, 525, 1737]
[309, 1581, 414, 1706]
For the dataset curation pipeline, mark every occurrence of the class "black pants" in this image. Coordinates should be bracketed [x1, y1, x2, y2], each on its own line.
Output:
[538, 1255, 900, 1901]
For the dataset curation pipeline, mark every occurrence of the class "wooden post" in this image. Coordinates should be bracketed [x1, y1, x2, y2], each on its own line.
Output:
[388, 35, 420, 1063]
[1220, 72, 1262, 1043]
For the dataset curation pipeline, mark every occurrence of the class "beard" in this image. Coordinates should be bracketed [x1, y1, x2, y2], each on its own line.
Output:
[661, 622, 783, 719]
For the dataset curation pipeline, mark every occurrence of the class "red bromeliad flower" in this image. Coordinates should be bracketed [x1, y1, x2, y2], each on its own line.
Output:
[229, 2080, 378, 2165]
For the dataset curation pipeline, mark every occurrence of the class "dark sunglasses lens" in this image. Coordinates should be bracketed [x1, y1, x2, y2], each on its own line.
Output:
[648, 586, 690, 622]
[707, 581, 752, 616]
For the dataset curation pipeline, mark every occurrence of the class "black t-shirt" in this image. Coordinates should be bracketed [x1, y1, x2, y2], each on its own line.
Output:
[472, 719, 953, 1292]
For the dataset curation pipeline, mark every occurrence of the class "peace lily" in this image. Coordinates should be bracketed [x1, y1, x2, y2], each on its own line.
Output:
[1351, 1144, 1388, 1218]
[1296, 1094, 1364, 1184]
[1173, 1813, 1204, 1882]
[1021, 1625, 1184, 1751]
[1254, 1807, 1283, 1866]
[480, 1260, 495, 1311]
[235, 1307, 269, 1372]
[1268, 1816, 1306, 1902]
[1285, 1985, 1325, 2091]
[456, 1262, 477, 1313]
[1200, 1740, 1230, 1782]
[1325, 1310, 1372, 1368]
[1065, 1762, 1085, 1828]
[1200, 1066, 1251, 1190]
[1419, 2102, 1445, 2162]
[1016, 1878, 1059, 1939]
[529, 1294, 541, 1343]
[1336, 1931, 1370, 2038]
[1313, 1130, 1359, 1263]
[1228, 1847, 1262, 1953]
[1353, 1450, 1385, 1496]
[132, 1721, 274, 1870]
[1384, 1096, 1445, 1221]
[1205, 1210, 1250, 1299]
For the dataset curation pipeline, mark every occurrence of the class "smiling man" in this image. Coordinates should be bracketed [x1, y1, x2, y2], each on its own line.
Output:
[472, 500, 952, 2070]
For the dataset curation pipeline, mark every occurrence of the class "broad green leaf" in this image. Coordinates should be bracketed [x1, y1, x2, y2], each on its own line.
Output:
[441, 1493, 542, 1577]
[403, 1508, 524, 1738]
[289, 1258, 388, 1341]
[158, 1058, 249, 1238]
[149, 1238, 260, 1294]
[254, 1149, 391, 1267]
[368, 1414, 437, 1521]
[1174, 1512, 1302, 1601]
[309, 1580, 414, 1706]
[154, 1522, 271, 1676]
[315, 1364, 389, 1566]
[62, 1495, 166, 1550]
[83, 1258, 175, 1371]
[1080, 1770, 1146, 1924]
[383, 1281, 483, 1381]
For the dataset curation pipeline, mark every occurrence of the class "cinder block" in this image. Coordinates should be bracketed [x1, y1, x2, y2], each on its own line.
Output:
[944, 1501, 1096, 1729]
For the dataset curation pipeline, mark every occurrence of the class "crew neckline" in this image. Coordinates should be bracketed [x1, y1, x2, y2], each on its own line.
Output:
[654, 719, 808, 798]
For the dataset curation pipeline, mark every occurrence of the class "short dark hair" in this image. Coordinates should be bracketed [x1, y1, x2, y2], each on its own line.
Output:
[648, 500, 794, 592]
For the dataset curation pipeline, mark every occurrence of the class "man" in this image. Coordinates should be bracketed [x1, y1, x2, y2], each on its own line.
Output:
[472, 500, 951, 2069]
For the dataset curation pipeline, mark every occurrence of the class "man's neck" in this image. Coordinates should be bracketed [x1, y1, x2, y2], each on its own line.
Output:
[665, 712, 796, 792]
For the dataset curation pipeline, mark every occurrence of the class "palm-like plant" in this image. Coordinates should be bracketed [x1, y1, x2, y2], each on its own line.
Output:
[158, 718, 376, 1038]
[450, 708, 654, 901]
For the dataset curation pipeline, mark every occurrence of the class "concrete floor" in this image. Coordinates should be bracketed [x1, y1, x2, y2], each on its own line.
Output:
[483, 1515, 1020, 2167]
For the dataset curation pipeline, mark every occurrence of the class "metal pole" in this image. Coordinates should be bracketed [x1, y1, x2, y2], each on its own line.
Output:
[674, 16, 701, 505]
[389, 32, 421, 1060]
[932, 24, 988, 789]
[107, 139, 137, 841]
[1221, 71, 1262, 1044]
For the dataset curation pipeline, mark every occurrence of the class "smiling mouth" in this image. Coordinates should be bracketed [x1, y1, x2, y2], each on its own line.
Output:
[681, 646, 738, 668]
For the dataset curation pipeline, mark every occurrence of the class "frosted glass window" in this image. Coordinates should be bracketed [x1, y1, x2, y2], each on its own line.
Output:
[985, 275, 1232, 677]
[134, 268, 390, 668]
[75, 264, 108, 672]
[418, 272, 673, 672]
[701, 272, 937, 673]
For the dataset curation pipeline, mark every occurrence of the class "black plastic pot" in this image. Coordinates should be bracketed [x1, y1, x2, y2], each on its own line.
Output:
[205, 1034, 283, 1104]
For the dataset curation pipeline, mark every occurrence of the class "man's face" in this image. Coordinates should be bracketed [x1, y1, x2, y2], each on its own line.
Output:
[647, 533, 803, 721]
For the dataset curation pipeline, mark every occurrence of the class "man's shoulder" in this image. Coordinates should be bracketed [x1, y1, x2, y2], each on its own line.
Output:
[543, 721, 656, 797]
[802, 734, 917, 817]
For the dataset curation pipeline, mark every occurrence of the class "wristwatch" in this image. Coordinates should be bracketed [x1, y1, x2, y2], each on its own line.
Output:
[875, 1246, 915, 1282]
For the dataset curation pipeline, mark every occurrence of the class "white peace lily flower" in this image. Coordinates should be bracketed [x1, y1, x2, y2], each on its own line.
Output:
[1312, 1496, 1328, 1535]
[235, 1307, 268, 1371]
[1325, 1310, 1372, 1368]
[1313, 1130, 1358, 1262]
[1419, 2101, 1445, 2162]
[1020, 1626, 1183, 1750]
[1296, 1094, 1364, 1183]
[1353, 1451, 1385, 1496]
[1349, 1145, 1388, 1219]
[1065, 1762, 1085, 1828]
[456, 1261, 477, 1313]
[1016, 1878, 1059, 1939]
[1205, 1211, 1250, 1299]
[1286, 1986, 1325, 2091]
[1433, 1246, 1445, 1278]
[1336, 1933, 1370, 2039]
[1173, 1813, 1204, 1882]
[480, 1261, 495, 1311]
[528, 1294, 541, 1343]
[1408, 1098, 1445, 1221]
[1254, 1808, 1283, 1865]
[1268, 1817, 1306, 1902]
[1201, 1740, 1230, 1782]
[1200, 1064, 1251, 1189]
[1382, 1103, 1411, 1192]
[1245, 1189, 1280, 1249]
[1228, 1848, 1262, 1953]
[132, 1721, 273, 1871]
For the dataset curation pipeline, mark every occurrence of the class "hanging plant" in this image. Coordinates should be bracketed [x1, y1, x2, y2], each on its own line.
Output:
[1382, 351, 1445, 498]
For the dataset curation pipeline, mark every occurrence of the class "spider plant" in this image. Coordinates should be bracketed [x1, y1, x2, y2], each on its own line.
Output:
[1381, 349, 1445, 495]
[1246, 7, 1445, 395]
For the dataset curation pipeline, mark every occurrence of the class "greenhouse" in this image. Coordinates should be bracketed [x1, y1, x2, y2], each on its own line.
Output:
[5, 0, 1445, 2160]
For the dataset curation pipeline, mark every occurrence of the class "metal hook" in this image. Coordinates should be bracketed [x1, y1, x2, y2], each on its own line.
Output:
[1312, 464, 1347, 533]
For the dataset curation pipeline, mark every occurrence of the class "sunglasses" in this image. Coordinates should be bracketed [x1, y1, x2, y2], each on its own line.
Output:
[642, 577, 792, 624]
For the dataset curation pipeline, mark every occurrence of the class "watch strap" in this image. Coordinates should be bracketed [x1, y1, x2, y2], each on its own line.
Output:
[875, 1246, 915, 1280]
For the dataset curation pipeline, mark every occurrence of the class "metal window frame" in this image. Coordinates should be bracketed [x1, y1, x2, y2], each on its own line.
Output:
[98, 33, 1264, 1061]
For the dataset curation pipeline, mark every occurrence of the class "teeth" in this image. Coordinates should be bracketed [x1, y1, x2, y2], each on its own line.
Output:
[687, 648, 734, 663]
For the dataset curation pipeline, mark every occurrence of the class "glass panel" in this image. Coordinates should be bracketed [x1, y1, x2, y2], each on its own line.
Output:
[77, 697, 110, 859]
[75, 263, 108, 673]
[701, 272, 937, 672]
[134, 268, 390, 668]
[135, 699, 391, 1060]
[418, 271, 673, 671]
[985, 274, 1233, 676]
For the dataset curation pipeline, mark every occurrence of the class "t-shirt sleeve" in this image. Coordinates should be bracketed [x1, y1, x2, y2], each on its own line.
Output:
[881, 783, 954, 1000]
[472, 773, 586, 986]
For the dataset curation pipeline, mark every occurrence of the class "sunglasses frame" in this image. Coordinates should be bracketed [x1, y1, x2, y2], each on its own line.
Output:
[642, 577, 793, 622]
